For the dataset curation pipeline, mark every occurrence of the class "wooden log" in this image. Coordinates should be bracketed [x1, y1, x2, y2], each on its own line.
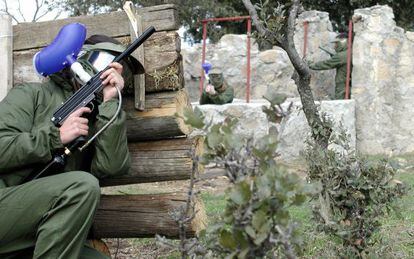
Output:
[0, 15, 13, 101]
[92, 193, 207, 238]
[13, 31, 181, 89]
[100, 137, 203, 186]
[118, 31, 183, 93]
[13, 4, 179, 51]
[124, 90, 191, 141]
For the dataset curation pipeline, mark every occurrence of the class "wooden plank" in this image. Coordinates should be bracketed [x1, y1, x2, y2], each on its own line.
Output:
[92, 193, 207, 238]
[13, 48, 44, 84]
[0, 15, 13, 101]
[13, 31, 181, 89]
[132, 9, 146, 110]
[13, 4, 178, 51]
[124, 90, 191, 141]
[100, 137, 203, 186]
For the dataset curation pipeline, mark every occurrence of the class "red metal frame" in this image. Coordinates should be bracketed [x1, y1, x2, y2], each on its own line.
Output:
[345, 20, 353, 100]
[303, 21, 309, 57]
[199, 16, 252, 102]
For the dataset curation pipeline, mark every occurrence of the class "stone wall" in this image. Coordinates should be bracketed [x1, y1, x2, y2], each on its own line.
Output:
[295, 11, 337, 99]
[195, 99, 356, 165]
[190, 5, 414, 157]
[183, 35, 297, 102]
[352, 5, 414, 155]
[277, 100, 356, 164]
[183, 10, 337, 102]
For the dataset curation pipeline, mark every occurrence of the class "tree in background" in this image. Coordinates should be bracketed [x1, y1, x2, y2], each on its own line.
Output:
[54, 0, 414, 43]
[0, 0, 62, 23]
[54, 0, 246, 43]
[302, 0, 414, 32]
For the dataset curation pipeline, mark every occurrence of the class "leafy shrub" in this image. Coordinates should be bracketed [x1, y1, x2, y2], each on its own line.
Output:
[183, 102, 315, 258]
[305, 127, 407, 258]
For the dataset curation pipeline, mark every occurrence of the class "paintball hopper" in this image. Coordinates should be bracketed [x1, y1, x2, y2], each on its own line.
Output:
[202, 62, 212, 82]
[33, 23, 91, 82]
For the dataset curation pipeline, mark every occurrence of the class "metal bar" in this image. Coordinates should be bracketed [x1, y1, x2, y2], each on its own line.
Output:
[246, 18, 252, 103]
[202, 16, 251, 23]
[199, 21, 208, 96]
[199, 16, 252, 101]
[303, 21, 309, 58]
[345, 20, 353, 100]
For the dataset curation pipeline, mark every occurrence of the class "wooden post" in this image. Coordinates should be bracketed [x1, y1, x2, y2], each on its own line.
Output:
[134, 14, 146, 110]
[124, 1, 146, 111]
[0, 15, 12, 101]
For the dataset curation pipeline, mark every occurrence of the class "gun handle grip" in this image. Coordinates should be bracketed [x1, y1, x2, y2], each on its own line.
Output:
[67, 136, 87, 153]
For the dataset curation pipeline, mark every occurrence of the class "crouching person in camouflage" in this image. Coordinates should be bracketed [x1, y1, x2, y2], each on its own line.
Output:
[199, 67, 234, 105]
[0, 35, 142, 259]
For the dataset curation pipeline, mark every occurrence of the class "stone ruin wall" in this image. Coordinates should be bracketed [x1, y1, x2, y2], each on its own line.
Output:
[182, 10, 336, 102]
[187, 5, 414, 158]
[352, 5, 414, 155]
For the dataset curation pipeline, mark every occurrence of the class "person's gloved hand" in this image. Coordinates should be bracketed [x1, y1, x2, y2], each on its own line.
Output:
[205, 84, 216, 95]
[100, 62, 125, 102]
[59, 107, 91, 144]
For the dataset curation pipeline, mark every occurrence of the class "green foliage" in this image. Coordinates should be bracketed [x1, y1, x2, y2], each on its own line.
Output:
[184, 107, 316, 258]
[54, 0, 414, 43]
[262, 91, 288, 124]
[305, 127, 407, 257]
[301, 0, 414, 32]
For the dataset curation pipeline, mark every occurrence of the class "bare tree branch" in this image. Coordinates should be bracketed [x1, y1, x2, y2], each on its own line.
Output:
[1, 0, 20, 23]
[285, 0, 310, 77]
[16, 0, 27, 22]
[32, 0, 41, 22]
[242, 0, 331, 147]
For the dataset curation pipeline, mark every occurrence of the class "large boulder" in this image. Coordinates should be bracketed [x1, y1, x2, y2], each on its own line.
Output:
[352, 5, 414, 155]
[194, 100, 270, 141]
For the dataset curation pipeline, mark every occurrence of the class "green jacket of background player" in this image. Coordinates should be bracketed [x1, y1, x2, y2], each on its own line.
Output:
[309, 39, 350, 99]
[199, 71, 234, 105]
[0, 36, 135, 259]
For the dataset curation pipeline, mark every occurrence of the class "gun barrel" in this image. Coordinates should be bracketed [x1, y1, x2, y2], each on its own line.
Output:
[51, 26, 156, 126]
[113, 26, 156, 63]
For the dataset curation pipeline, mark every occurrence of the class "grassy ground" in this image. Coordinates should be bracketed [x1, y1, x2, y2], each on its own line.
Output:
[106, 157, 414, 258]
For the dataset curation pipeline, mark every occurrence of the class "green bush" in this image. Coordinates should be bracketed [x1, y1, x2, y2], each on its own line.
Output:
[305, 128, 407, 258]
[183, 105, 315, 258]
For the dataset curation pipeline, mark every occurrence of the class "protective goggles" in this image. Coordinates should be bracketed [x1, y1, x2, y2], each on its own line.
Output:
[78, 50, 116, 73]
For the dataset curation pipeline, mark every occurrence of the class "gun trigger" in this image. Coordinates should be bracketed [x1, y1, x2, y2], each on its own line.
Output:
[87, 102, 95, 112]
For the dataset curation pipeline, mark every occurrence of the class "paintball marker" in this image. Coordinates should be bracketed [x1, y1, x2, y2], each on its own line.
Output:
[319, 46, 335, 56]
[23, 23, 156, 182]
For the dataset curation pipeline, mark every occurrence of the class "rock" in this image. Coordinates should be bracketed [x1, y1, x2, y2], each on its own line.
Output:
[352, 5, 414, 155]
[194, 100, 271, 142]
[277, 99, 356, 165]
[194, 99, 356, 165]
[294, 11, 338, 99]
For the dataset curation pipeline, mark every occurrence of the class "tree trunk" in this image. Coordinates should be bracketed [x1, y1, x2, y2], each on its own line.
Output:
[92, 193, 207, 238]
[242, 0, 331, 147]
